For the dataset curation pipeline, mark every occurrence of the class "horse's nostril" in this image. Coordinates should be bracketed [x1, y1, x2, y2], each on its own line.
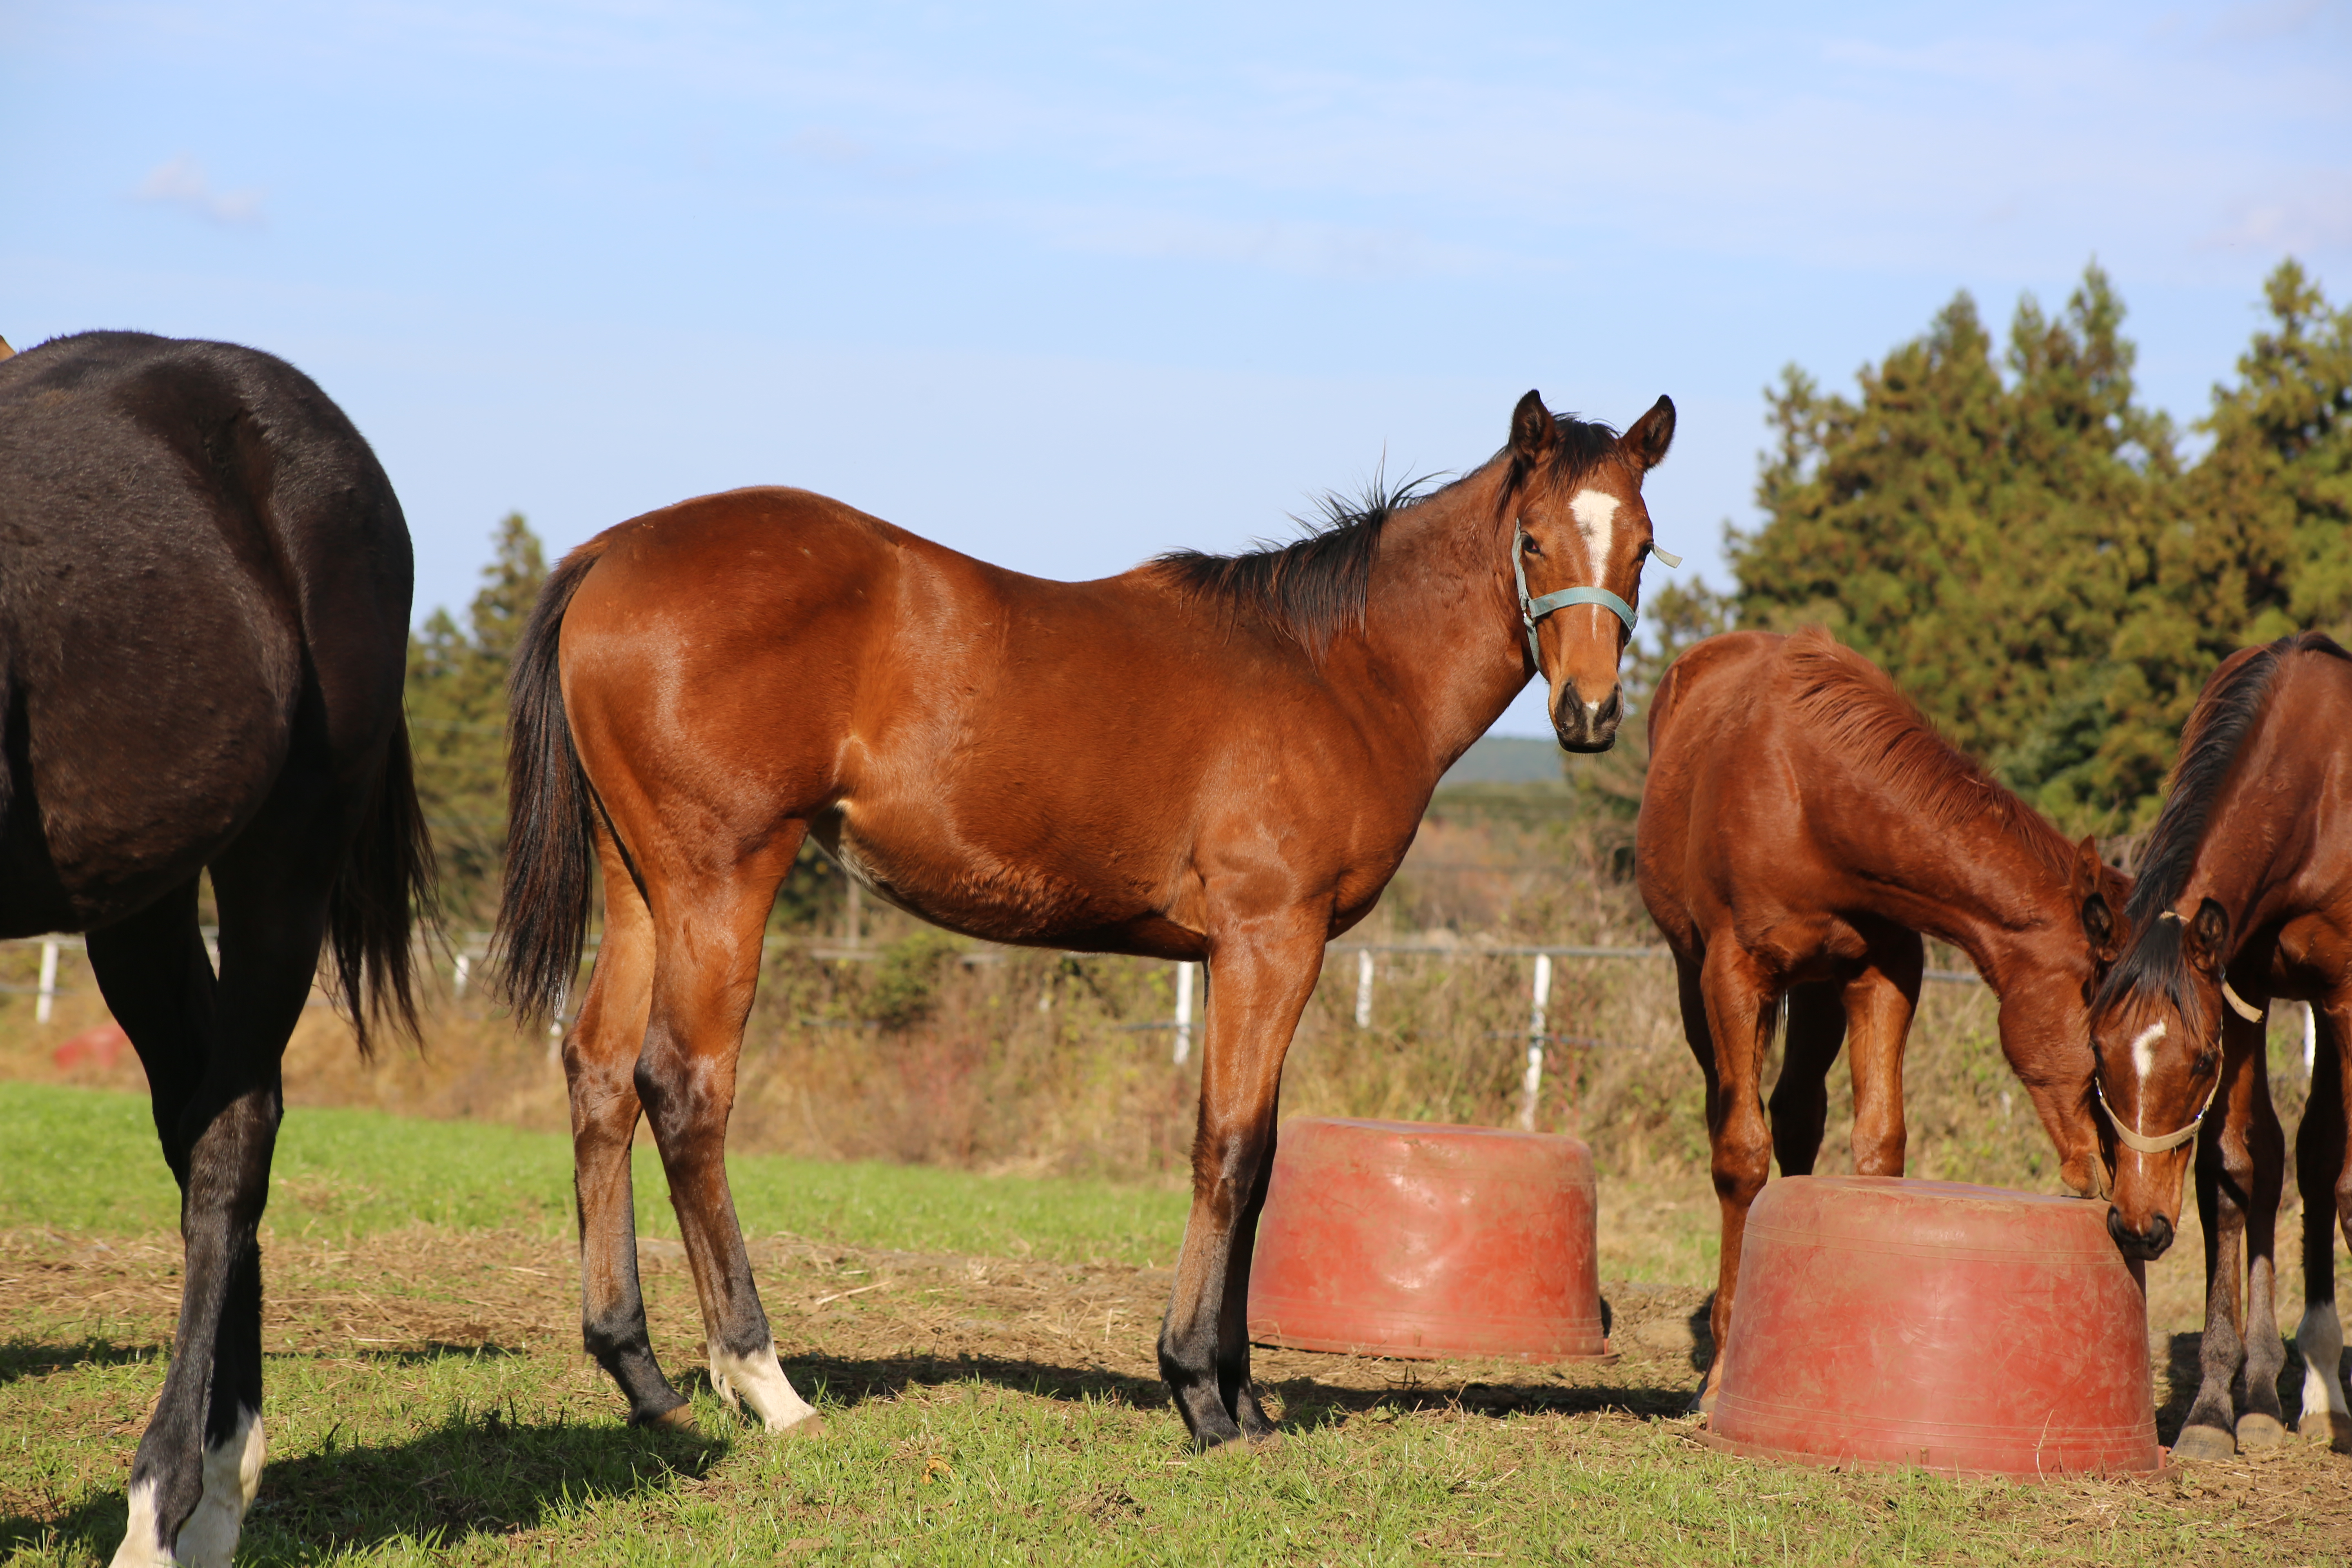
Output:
[2105, 1205, 2176, 1260]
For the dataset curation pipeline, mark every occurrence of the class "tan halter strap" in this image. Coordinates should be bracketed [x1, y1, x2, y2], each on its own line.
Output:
[2096, 1069, 2222, 1156]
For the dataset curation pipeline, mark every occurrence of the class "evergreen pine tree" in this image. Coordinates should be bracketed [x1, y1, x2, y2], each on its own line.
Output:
[406, 513, 548, 923]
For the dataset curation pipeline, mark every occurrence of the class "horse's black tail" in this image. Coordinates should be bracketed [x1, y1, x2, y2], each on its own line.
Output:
[490, 541, 608, 1027]
[327, 712, 437, 1055]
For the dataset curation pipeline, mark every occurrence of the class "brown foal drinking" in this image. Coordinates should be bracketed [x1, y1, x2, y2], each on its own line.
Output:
[1637, 629, 2131, 1409]
[2087, 631, 2352, 1459]
[492, 390, 1677, 1448]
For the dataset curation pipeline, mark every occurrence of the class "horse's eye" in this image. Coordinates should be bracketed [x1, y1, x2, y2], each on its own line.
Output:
[1521, 535, 1541, 555]
[2196, 1050, 2220, 1077]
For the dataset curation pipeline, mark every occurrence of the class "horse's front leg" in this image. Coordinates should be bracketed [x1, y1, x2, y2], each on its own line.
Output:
[2234, 1007, 2290, 1450]
[1696, 942, 1777, 1416]
[2176, 1015, 2276, 1460]
[1157, 914, 1324, 1450]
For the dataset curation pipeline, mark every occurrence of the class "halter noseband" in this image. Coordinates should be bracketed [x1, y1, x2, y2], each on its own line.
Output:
[2096, 1069, 2222, 1156]
[1513, 520, 1680, 667]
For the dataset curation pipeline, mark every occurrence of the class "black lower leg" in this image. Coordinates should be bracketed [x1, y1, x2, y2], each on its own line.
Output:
[579, 1176, 686, 1423]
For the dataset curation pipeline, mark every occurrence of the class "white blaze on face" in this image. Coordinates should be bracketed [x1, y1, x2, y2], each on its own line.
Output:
[1568, 489, 1620, 577]
[709, 1339, 821, 1432]
[2129, 1020, 2166, 1086]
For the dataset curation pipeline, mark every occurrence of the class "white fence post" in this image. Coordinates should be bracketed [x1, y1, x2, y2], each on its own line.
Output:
[452, 953, 471, 999]
[2307, 1001, 2319, 1078]
[1173, 961, 1196, 1065]
[1519, 952, 1552, 1131]
[36, 940, 58, 1025]
[1354, 950, 1375, 1029]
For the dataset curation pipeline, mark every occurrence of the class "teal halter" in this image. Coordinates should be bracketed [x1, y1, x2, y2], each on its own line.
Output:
[1514, 520, 1679, 666]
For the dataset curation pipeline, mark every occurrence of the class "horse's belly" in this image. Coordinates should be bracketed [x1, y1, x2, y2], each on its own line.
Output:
[811, 808, 1158, 947]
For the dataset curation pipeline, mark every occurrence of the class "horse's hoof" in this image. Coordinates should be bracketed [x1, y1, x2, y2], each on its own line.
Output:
[1247, 1430, 1286, 1454]
[779, 1413, 828, 1440]
[2236, 1413, 2287, 1450]
[641, 1405, 698, 1432]
[2170, 1423, 2238, 1462]
[2299, 1411, 2352, 1453]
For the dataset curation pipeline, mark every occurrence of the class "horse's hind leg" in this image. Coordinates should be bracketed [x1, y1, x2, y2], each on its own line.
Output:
[636, 832, 819, 1434]
[89, 842, 327, 1566]
[1768, 982, 1843, 1177]
[2295, 999, 2352, 1452]
[1842, 931, 1921, 1179]
[562, 816, 687, 1425]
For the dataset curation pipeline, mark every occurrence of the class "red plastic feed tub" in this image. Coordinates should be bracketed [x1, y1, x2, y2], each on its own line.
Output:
[1245, 1117, 1608, 1362]
[1704, 1176, 2161, 1477]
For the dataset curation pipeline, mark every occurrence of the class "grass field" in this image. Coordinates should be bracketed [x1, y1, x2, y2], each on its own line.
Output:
[5, 1084, 2352, 1565]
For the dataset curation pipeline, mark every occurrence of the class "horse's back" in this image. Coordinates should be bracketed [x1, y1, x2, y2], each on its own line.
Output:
[0, 332, 412, 932]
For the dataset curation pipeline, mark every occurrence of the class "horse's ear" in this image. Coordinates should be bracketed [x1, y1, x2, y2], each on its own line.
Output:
[2184, 897, 2231, 977]
[2070, 835, 2122, 963]
[1622, 395, 1676, 471]
[1510, 390, 1558, 465]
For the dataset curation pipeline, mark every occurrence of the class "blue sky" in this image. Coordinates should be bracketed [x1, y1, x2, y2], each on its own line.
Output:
[4, 1, 2346, 733]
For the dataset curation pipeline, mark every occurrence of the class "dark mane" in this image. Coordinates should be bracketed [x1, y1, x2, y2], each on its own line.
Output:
[1150, 469, 1434, 661]
[1785, 628, 2076, 876]
[2101, 630, 2352, 1018]
[1151, 409, 1622, 661]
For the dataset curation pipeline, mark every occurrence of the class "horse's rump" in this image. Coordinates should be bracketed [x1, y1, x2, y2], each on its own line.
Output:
[0, 331, 428, 1038]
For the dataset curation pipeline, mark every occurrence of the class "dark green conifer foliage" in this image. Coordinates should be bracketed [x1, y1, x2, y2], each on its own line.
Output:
[406, 512, 547, 923]
[1731, 260, 2352, 835]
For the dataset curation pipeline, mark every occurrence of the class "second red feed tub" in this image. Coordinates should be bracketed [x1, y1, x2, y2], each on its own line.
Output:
[1245, 1117, 1608, 1361]
[1704, 1176, 2160, 1477]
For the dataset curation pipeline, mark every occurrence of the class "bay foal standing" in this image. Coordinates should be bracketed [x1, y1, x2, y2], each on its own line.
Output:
[1638, 629, 2130, 1408]
[2087, 632, 2352, 1459]
[494, 392, 1677, 1447]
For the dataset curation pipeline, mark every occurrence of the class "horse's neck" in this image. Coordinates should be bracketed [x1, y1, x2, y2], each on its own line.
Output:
[1350, 475, 1526, 779]
[1880, 807, 2076, 990]
[2184, 703, 2338, 933]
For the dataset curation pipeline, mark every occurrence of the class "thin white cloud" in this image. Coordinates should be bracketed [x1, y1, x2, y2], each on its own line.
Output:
[134, 154, 265, 225]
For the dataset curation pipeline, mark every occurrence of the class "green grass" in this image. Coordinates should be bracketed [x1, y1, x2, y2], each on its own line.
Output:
[0, 1082, 1188, 1265]
[7, 1082, 2351, 1565]
[7, 1343, 2336, 1567]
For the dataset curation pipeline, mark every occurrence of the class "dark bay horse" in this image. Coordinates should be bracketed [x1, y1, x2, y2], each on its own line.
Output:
[1637, 628, 2132, 1409]
[492, 390, 1677, 1447]
[2086, 631, 2352, 1460]
[0, 333, 431, 1564]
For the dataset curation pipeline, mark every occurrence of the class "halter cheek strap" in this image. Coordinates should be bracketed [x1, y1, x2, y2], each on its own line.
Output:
[1513, 522, 1679, 666]
[2154, 909, 2265, 1022]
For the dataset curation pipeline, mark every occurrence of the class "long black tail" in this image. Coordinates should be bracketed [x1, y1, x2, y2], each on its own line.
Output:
[327, 713, 437, 1054]
[491, 541, 608, 1026]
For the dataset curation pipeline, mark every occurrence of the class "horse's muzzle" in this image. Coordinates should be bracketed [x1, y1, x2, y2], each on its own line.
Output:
[1553, 681, 1623, 753]
[2105, 1206, 2175, 1261]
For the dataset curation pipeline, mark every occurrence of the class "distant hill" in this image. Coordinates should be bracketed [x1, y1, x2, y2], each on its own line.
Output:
[1439, 735, 1565, 787]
